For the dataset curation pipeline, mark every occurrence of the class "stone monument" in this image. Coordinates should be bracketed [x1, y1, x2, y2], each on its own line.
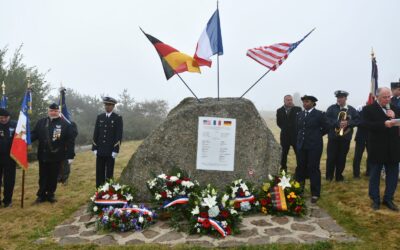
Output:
[120, 97, 281, 201]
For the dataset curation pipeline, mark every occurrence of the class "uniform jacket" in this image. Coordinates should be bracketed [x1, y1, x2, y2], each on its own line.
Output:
[363, 101, 400, 164]
[391, 96, 400, 108]
[326, 104, 360, 141]
[276, 106, 302, 146]
[296, 108, 329, 150]
[92, 112, 123, 156]
[31, 117, 75, 162]
[354, 110, 368, 143]
[0, 120, 17, 155]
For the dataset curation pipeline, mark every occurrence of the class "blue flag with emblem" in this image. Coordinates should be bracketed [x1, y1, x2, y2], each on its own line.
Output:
[1, 81, 7, 109]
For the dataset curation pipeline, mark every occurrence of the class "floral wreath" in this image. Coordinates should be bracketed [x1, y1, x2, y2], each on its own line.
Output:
[88, 179, 135, 215]
[221, 179, 260, 214]
[258, 170, 306, 216]
[189, 185, 241, 237]
[97, 204, 156, 232]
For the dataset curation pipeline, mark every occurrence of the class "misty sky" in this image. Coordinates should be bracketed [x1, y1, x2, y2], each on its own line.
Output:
[1, 0, 399, 111]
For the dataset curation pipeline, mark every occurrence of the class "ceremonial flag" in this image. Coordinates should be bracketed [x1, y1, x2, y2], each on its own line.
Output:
[247, 28, 315, 71]
[194, 10, 223, 67]
[141, 28, 200, 80]
[1, 81, 7, 109]
[367, 54, 378, 105]
[59, 87, 71, 124]
[10, 89, 32, 170]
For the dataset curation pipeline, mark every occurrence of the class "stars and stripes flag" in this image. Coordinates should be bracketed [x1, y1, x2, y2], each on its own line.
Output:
[10, 89, 32, 170]
[246, 28, 315, 71]
[59, 87, 71, 124]
[367, 53, 378, 105]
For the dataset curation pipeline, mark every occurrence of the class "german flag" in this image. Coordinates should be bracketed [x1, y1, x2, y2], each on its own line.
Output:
[141, 28, 201, 80]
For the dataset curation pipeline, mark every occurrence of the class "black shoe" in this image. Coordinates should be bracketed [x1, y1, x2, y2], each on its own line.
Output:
[34, 197, 46, 204]
[382, 200, 399, 212]
[311, 196, 319, 204]
[371, 202, 380, 211]
[47, 197, 57, 203]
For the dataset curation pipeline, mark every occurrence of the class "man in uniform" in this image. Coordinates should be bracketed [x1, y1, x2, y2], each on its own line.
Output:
[352, 104, 370, 178]
[363, 87, 400, 211]
[0, 108, 17, 207]
[31, 103, 75, 203]
[92, 97, 123, 188]
[276, 95, 302, 171]
[295, 95, 329, 203]
[391, 80, 400, 108]
[325, 90, 360, 181]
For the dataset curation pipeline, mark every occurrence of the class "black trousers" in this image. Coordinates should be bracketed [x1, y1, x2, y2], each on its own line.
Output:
[0, 155, 16, 204]
[352, 140, 370, 177]
[96, 156, 115, 188]
[58, 161, 70, 183]
[295, 147, 323, 197]
[326, 138, 351, 181]
[280, 142, 297, 171]
[37, 161, 61, 199]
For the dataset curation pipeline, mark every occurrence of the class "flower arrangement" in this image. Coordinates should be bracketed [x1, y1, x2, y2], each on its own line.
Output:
[147, 168, 200, 221]
[97, 204, 156, 232]
[189, 185, 241, 237]
[221, 179, 260, 214]
[258, 171, 306, 216]
[88, 179, 135, 215]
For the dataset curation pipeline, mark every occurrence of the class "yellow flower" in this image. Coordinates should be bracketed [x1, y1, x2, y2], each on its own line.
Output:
[261, 207, 267, 214]
[262, 183, 270, 192]
[287, 195, 290, 199]
[294, 181, 300, 189]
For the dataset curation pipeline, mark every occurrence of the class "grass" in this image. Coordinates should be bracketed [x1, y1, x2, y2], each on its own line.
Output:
[0, 120, 399, 249]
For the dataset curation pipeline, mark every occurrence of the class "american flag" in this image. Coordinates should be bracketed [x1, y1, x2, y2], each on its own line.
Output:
[246, 28, 315, 71]
[367, 53, 378, 105]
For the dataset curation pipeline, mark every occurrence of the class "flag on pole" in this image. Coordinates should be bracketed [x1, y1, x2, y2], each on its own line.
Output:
[59, 87, 71, 124]
[246, 28, 315, 71]
[1, 81, 7, 109]
[141, 28, 201, 80]
[10, 89, 32, 170]
[194, 9, 223, 67]
[367, 52, 378, 105]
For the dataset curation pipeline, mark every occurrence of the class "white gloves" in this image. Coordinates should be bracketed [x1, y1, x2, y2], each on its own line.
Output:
[112, 152, 118, 158]
[93, 150, 97, 156]
[68, 159, 74, 164]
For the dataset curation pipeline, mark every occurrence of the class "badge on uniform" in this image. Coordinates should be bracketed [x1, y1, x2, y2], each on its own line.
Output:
[0, 130, 4, 137]
[9, 128, 15, 137]
[53, 125, 62, 141]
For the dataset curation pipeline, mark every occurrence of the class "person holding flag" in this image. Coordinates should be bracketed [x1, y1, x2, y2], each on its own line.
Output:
[0, 108, 17, 207]
[31, 103, 75, 203]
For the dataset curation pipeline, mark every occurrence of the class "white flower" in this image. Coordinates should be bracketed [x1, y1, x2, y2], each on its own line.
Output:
[221, 194, 230, 207]
[155, 194, 161, 200]
[278, 175, 291, 190]
[268, 174, 273, 181]
[234, 179, 241, 185]
[158, 173, 167, 179]
[197, 228, 201, 233]
[221, 221, 228, 227]
[181, 181, 194, 188]
[169, 176, 179, 182]
[166, 190, 172, 198]
[240, 201, 251, 211]
[102, 194, 110, 200]
[208, 206, 220, 218]
[126, 194, 133, 201]
[174, 187, 180, 193]
[281, 170, 286, 176]
[211, 188, 217, 196]
[255, 201, 260, 206]
[240, 182, 249, 192]
[148, 212, 153, 217]
[101, 183, 110, 192]
[191, 206, 200, 215]
[179, 191, 186, 196]
[93, 206, 98, 212]
[111, 194, 118, 200]
[138, 216, 144, 223]
[113, 183, 122, 191]
[245, 191, 250, 196]
[177, 173, 181, 178]
[230, 208, 238, 215]
[201, 195, 218, 208]
[231, 186, 239, 197]
[90, 195, 96, 202]
[131, 204, 138, 208]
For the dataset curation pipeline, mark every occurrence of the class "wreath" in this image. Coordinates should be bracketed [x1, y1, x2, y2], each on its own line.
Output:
[221, 179, 260, 214]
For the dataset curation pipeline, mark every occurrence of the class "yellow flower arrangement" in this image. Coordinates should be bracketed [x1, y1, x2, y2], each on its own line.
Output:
[261, 207, 268, 214]
[262, 183, 270, 192]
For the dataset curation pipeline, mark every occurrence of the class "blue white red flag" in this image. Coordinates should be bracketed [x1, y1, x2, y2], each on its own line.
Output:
[194, 10, 223, 67]
[367, 55, 378, 105]
[0, 95, 7, 109]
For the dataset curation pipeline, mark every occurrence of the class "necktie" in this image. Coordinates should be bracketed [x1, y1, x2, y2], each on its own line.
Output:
[305, 111, 309, 117]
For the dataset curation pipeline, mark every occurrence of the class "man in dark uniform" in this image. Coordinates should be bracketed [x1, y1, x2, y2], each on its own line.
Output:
[352, 105, 371, 178]
[391, 80, 400, 108]
[31, 103, 75, 203]
[363, 87, 400, 211]
[325, 90, 360, 181]
[276, 95, 302, 171]
[0, 108, 17, 207]
[92, 97, 123, 188]
[57, 121, 78, 184]
[295, 95, 329, 203]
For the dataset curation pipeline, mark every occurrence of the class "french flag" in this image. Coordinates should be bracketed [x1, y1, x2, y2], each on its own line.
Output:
[194, 10, 223, 67]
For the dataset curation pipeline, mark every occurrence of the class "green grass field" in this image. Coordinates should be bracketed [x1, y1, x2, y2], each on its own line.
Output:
[0, 120, 399, 250]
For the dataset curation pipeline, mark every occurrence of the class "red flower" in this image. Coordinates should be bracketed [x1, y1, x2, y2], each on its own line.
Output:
[176, 179, 182, 185]
[221, 210, 229, 218]
[112, 222, 117, 228]
[260, 199, 267, 206]
[200, 212, 209, 218]
[288, 197, 294, 203]
[161, 191, 167, 198]
[234, 202, 241, 209]
[147, 216, 152, 222]
[225, 226, 232, 235]
[108, 210, 114, 216]
[239, 191, 245, 197]
[202, 219, 211, 228]
[166, 176, 171, 180]
[183, 177, 190, 181]
[166, 182, 173, 187]
[266, 197, 271, 204]
[295, 206, 302, 213]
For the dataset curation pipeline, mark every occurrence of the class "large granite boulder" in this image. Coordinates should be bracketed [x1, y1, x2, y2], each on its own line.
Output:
[120, 97, 280, 201]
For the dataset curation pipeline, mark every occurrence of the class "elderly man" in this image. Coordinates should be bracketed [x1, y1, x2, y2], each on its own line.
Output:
[0, 109, 17, 207]
[276, 95, 302, 171]
[363, 87, 400, 211]
[31, 103, 75, 203]
[295, 95, 329, 203]
[92, 97, 123, 188]
[326, 90, 360, 181]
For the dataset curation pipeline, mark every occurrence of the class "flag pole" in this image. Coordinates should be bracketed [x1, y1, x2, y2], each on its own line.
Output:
[217, 0, 220, 101]
[21, 73, 30, 208]
[175, 73, 201, 103]
[239, 69, 272, 99]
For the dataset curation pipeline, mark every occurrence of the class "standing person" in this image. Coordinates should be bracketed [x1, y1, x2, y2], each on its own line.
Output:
[295, 95, 329, 203]
[0, 108, 17, 207]
[276, 95, 302, 172]
[57, 121, 78, 184]
[352, 105, 371, 178]
[92, 97, 123, 188]
[31, 103, 75, 203]
[363, 87, 400, 211]
[325, 91, 360, 181]
[391, 80, 400, 108]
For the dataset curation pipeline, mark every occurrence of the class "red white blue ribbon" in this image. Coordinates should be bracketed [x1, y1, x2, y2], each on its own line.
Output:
[197, 217, 227, 237]
[163, 197, 189, 209]
[94, 199, 128, 206]
[233, 195, 255, 203]
[121, 207, 152, 216]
